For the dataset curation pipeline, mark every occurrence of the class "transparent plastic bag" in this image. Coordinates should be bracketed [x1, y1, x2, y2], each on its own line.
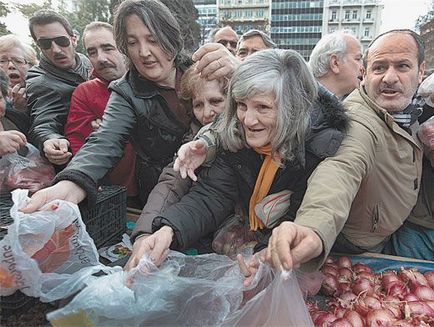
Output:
[0, 189, 107, 302]
[418, 116, 434, 149]
[418, 73, 434, 107]
[0, 143, 55, 194]
[47, 251, 313, 327]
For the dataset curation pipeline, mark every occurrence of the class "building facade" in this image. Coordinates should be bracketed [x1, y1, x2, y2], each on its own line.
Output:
[270, 0, 324, 60]
[217, 0, 271, 34]
[193, 0, 218, 44]
[322, 0, 383, 50]
[420, 17, 434, 75]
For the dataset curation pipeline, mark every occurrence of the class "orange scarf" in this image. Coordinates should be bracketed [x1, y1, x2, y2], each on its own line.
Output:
[249, 145, 280, 231]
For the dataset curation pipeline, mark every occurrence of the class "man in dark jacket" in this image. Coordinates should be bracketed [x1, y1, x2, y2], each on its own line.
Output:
[26, 10, 91, 166]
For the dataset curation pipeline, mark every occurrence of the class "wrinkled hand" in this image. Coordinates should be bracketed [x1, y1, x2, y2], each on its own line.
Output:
[418, 116, 434, 150]
[192, 43, 240, 80]
[0, 130, 27, 155]
[237, 248, 267, 287]
[124, 226, 173, 271]
[91, 118, 102, 131]
[20, 180, 87, 213]
[43, 138, 72, 165]
[173, 139, 208, 181]
[418, 73, 434, 106]
[10, 84, 27, 112]
[266, 222, 323, 271]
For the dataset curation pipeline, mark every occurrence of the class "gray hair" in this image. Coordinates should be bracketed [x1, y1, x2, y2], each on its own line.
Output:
[83, 21, 114, 48]
[215, 49, 317, 162]
[308, 30, 357, 78]
[237, 29, 277, 51]
[113, 0, 184, 65]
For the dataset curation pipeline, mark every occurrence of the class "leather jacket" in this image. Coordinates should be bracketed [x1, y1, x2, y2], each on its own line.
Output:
[26, 53, 91, 151]
[55, 66, 192, 204]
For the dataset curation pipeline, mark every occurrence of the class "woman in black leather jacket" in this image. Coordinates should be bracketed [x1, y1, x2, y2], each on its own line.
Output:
[22, 0, 194, 207]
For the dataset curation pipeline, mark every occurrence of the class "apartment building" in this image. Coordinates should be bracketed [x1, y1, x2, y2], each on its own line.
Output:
[323, 0, 383, 50]
[193, 0, 218, 44]
[420, 17, 434, 74]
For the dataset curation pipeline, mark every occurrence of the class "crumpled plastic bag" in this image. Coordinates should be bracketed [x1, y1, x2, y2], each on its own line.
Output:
[418, 73, 434, 107]
[0, 189, 110, 302]
[0, 143, 55, 194]
[418, 115, 434, 149]
[47, 251, 314, 327]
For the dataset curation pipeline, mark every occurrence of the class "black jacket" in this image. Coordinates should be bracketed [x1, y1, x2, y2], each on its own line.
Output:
[153, 86, 349, 251]
[26, 53, 91, 151]
[55, 66, 192, 204]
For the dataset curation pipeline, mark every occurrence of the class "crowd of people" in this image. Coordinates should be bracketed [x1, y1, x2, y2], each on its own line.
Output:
[0, 0, 433, 283]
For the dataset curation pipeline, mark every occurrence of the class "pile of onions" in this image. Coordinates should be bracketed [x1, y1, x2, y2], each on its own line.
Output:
[307, 256, 434, 326]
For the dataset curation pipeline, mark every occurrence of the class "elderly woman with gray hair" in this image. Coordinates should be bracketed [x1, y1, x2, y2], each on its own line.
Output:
[126, 49, 349, 269]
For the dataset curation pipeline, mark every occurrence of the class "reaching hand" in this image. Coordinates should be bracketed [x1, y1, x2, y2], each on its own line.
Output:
[43, 138, 72, 165]
[192, 43, 240, 81]
[237, 248, 267, 287]
[124, 226, 174, 271]
[266, 222, 323, 271]
[173, 139, 208, 181]
[418, 116, 434, 150]
[10, 84, 27, 112]
[0, 130, 27, 155]
[20, 180, 87, 213]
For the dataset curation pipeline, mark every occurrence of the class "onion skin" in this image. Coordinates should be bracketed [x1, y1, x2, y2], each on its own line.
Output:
[322, 273, 340, 297]
[405, 301, 434, 319]
[413, 285, 434, 301]
[424, 271, 434, 289]
[353, 263, 372, 274]
[385, 281, 408, 299]
[338, 267, 353, 282]
[343, 310, 365, 327]
[352, 277, 375, 296]
[365, 309, 396, 326]
[337, 256, 352, 269]
[329, 317, 353, 327]
[323, 264, 339, 277]
[314, 311, 338, 326]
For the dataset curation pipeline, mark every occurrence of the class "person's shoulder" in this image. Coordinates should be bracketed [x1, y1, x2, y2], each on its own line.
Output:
[26, 65, 46, 84]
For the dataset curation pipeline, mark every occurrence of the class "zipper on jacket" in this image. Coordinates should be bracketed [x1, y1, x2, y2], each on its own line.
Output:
[371, 205, 380, 232]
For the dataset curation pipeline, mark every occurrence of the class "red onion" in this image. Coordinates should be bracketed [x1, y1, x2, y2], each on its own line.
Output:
[385, 281, 408, 299]
[393, 319, 415, 327]
[339, 292, 358, 308]
[405, 301, 434, 319]
[337, 256, 352, 269]
[381, 271, 400, 289]
[399, 268, 428, 289]
[313, 311, 338, 326]
[357, 271, 377, 283]
[338, 281, 352, 294]
[323, 264, 339, 277]
[334, 306, 347, 318]
[352, 263, 372, 274]
[354, 295, 382, 316]
[424, 271, 434, 289]
[329, 317, 352, 327]
[402, 293, 419, 302]
[322, 273, 340, 297]
[426, 300, 434, 311]
[338, 267, 353, 282]
[352, 277, 375, 296]
[325, 257, 335, 264]
[382, 303, 402, 319]
[343, 310, 364, 327]
[365, 309, 396, 326]
[413, 285, 434, 301]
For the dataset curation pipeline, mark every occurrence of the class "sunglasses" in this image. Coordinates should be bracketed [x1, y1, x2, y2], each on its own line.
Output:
[217, 39, 238, 48]
[37, 36, 71, 50]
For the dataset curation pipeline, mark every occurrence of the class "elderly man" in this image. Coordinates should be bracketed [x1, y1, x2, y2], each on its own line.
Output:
[26, 10, 91, 166]
[236, 29, 276, 61]
[63, 22, 137, 197]
[309, 30, 363, 100]
[207, 26, 239, 55]
[267, 29, 430, 271]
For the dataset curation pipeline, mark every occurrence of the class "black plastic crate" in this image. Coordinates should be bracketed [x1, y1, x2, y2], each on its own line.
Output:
[79, 186, 127, 248]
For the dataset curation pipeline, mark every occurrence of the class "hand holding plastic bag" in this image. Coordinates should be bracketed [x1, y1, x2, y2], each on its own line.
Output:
[418, 116, 434, 150]
[0, 189, 105, 301]
[0, 143, 55, 194]
[48, 251, 313, 327]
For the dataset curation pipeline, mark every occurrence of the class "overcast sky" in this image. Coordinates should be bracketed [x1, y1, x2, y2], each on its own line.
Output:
[2, 0, 433, 45]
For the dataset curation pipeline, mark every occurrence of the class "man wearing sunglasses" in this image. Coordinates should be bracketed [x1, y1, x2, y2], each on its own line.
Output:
[207, 26, 239, 55]
[26, 10, 91, 167]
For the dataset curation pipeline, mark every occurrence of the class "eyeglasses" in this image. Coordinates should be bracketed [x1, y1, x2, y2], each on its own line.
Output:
[37, 36, 71, 50]
[217, 39, 238, 49]
[0, 57, 27, 67]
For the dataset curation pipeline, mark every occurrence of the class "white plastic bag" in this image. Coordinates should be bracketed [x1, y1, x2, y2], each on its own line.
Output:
[0, 189, 109, 302]
[47, 251, 313, 326]
[418, 73, 434, 107]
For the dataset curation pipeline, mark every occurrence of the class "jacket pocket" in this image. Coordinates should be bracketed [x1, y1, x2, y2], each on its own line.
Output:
[371, 204, 380, 232]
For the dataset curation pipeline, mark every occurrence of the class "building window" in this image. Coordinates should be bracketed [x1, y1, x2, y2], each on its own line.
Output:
[364, 27, 370, 38]
[352, 10, 357, 20]
[331, 10, 337, 21]
[366, 10, 372, 19]
[345, 10, 350, 20]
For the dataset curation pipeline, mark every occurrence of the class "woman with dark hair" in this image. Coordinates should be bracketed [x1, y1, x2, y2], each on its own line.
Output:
[22, 0, 194, 209]
[124, 49, 349, 269]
